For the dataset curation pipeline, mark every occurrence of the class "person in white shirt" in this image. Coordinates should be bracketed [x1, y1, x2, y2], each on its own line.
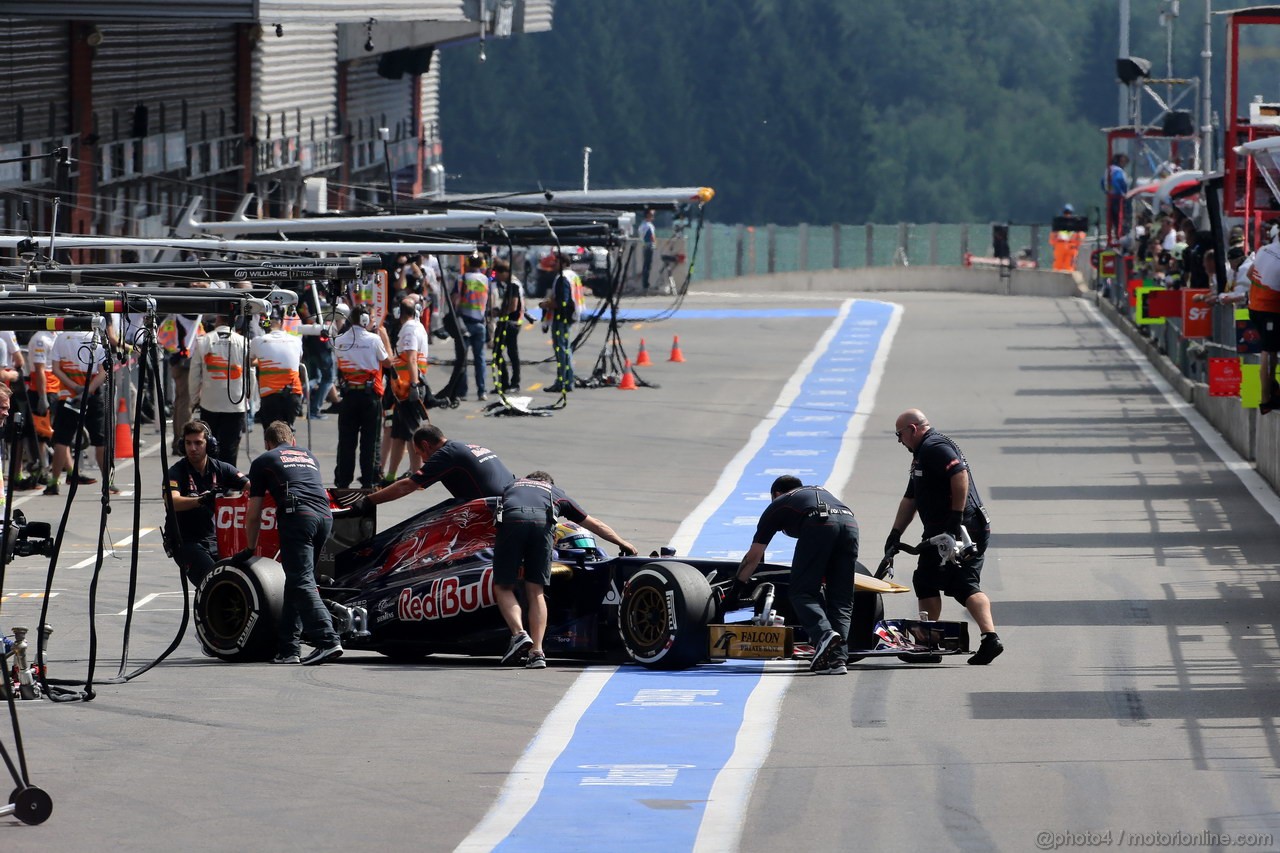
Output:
[333, 305, 392, 489]
[251, 310, 305, 439]
[189, 315, 254, 466]
[47, 329, 111, 496]
[384, 297, 431, 481]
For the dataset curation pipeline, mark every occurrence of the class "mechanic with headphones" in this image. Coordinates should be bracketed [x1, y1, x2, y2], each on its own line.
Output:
[189, 314, 254, 467]
[383, 296, 430, 482]
[164, 419, 249, 585]
[333, 304, 393, 490]
[251, 308, 304, 437]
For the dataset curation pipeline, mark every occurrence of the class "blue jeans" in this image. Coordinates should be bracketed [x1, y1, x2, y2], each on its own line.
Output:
[276, 511, 339, 656]
[458, 317, 488, 396]
[308, 343, 335, 417]
[551, 321, 574, 388]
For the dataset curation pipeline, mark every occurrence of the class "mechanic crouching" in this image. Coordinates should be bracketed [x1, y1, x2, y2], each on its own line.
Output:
[494, 471, 637, 669]
[164, 420, 248, 586]
[735, 475, 858, 675]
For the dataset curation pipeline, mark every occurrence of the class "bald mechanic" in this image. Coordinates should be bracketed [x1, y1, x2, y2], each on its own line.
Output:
[886, 409, 1002, 665]
[357, 424, 514, 509]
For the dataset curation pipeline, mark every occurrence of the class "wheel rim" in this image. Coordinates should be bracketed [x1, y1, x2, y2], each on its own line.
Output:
[205, 578, 251, 643]
[625, 585, 668, 648]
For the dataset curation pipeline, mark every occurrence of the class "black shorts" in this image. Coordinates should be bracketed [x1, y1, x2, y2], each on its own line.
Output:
[1250, 309, 1280, 353]
[912, 524, 990, 604]
[492, 508, 553, 587]
[52, 393, 106, 448]
[390, 387, 426, 440]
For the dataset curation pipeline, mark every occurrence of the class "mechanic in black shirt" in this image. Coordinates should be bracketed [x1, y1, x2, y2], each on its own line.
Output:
[359, 424, 514, 510]
[237, 420, 343, 666]
[735, 474, 858, 675]
[886, 409, 1002, 665]
[164, 420, 248, 585]
[494, 471, 637, 669]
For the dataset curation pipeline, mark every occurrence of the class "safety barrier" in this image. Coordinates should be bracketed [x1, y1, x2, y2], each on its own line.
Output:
[689, 264, 1085, 298]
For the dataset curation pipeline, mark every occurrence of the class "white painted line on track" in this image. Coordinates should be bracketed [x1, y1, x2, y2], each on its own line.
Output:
[1085, 301, 1280, 524]
[826, 303, 903, 496]
[67, 527, 155, 569]
[456, 667, 616, 853]
[669, 300, 856, 555]
[11, 436, 164, 510]
[116, 590, 183, 616]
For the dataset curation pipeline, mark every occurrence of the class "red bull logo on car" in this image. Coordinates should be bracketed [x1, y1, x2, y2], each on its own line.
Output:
[397, 569, 496, 621]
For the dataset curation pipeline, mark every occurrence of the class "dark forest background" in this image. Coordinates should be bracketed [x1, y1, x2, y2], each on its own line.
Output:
[439, 0, 1258, 224]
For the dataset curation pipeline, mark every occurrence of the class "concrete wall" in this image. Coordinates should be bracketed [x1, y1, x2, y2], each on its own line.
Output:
[690, 264, 1085, 298]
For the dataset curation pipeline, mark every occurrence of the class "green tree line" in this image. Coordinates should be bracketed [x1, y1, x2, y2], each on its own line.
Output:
[440, 0, 1258, 226]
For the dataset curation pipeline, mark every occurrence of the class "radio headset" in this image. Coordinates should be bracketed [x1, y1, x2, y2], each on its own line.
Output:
[194, 419, 219, 456]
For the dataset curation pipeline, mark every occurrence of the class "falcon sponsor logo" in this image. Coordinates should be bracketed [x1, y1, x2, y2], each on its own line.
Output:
[397, 569, 495, 621]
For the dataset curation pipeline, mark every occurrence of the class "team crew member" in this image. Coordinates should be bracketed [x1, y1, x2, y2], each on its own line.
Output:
[887, 409, 1002, 665]
[384, 298, 431, 481]
[238, 420, 343, 665]
[251, 310, 304, 437]
[360, 424, 513, 510]
[26, 328, 59, 488]
[735, 475, 859, 675]
[189, 315, 253, 467]
[333, 305, 392, 489]
[165, 421, 249, 585]
[1248, 238, 1280, 414]
[541, 254, 583, 394]
[495, 471, 636, 669]
[490, 260, 525, 392]
[454, 254, 491, 401]
[46, 328, 110, 496]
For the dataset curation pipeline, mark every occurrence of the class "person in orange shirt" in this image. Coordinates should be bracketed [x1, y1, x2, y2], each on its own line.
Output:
[1050, 204, 1086, 272]
[251, 309, 304, 439]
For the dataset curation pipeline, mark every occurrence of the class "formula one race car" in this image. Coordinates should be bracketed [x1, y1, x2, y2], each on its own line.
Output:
[193, 496, 894, 669]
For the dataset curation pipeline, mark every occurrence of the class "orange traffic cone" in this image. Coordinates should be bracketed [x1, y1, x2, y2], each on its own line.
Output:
[618, 358, 638, 390]
[114, 396, 134, 460]
[635, 338, 653, 366]
[669, 335, 686, 363]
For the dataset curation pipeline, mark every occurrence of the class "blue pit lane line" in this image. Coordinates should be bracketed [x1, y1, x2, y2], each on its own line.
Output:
[460, 299, 900, 853]
[587, 307, 839, 321]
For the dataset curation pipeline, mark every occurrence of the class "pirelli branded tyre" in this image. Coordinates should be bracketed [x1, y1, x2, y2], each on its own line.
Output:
[619, 561, 714, 670]
[194, 558, 285, 662]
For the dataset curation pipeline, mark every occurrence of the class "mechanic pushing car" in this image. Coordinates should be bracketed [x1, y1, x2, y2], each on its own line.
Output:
[164, 420, 248, 586]
[494, 471, 638, 669]
[236, 420, 344, 666]
[886, 409, 1002, 665]
[358, 424, 514, 509]
[734, 474, 859, 675]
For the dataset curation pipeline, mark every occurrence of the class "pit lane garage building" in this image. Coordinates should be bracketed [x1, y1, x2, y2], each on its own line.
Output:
[0, 1, 553, 243]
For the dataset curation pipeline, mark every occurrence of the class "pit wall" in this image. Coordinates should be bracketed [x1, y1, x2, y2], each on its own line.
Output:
[690, 264, 1086, 298]
[1096, 295, 1280, 493]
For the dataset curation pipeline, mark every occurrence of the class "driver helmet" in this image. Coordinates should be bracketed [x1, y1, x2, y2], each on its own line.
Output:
[554, 520, 597, 552]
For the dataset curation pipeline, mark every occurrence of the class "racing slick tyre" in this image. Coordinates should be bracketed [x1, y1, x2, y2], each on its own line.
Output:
[620, 561, 715, 670]
[193, 557, 285, 662]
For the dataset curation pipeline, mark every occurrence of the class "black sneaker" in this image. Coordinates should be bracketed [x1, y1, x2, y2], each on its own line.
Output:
[300, 644, 343, 666]
[809, 630, 843, 672]
[71, 473, 98, 485]
[525, 651, 547, 669]
[968, 634, 1004, 665]
[42, 482, 59, 496]
[501, 631, 533, 665]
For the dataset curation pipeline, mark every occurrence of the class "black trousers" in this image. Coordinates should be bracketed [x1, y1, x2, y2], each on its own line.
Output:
[198, 409, 244, 468]
[334, 389, 381, 488]
[494, 321, 522, 390]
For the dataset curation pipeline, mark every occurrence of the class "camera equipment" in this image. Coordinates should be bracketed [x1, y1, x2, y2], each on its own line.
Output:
[4, 510, 54, 564]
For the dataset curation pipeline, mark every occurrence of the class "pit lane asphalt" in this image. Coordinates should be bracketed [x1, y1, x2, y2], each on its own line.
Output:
[4, 289, 1280, 851]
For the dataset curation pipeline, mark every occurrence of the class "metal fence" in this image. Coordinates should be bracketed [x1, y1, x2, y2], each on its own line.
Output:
[693, 222, 1067, 280]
